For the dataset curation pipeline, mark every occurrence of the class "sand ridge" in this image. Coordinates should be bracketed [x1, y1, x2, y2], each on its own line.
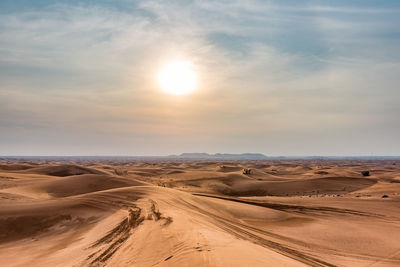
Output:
[0, 159, 399, 266]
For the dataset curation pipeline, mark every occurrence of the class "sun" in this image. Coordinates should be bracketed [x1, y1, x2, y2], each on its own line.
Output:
[157, 61, 197, 95]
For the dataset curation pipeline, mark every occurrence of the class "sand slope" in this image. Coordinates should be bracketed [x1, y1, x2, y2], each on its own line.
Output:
[0, 160, 399, 266]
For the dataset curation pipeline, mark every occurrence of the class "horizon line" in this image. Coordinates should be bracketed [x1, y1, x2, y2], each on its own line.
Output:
[1, 154, 400, 158]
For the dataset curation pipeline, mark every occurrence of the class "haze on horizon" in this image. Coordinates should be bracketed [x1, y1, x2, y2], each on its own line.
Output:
[1, 0, 399, 156]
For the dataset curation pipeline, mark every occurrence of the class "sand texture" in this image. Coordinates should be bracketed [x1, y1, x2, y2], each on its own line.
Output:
[0, 159, 400, 266]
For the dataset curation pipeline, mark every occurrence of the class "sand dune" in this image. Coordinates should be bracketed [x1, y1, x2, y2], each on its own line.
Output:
[0, 164, 36, 171]
[26, 164, 108, 177]
[23, 174, 145, 197]
[0, 159, 399, 266]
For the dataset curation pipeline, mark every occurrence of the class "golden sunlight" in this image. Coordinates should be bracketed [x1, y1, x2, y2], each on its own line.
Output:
[157, 61, 197, 95]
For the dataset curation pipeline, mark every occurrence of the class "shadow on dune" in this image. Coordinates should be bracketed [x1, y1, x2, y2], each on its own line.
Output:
[28, 174, 145, 197]
[25, 164, 108, 177]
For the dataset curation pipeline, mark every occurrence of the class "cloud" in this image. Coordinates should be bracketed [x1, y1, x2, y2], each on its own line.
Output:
[0, 0, 399, 155]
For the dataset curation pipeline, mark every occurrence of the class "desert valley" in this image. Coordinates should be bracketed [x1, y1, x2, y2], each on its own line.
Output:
[0, 158, 399, 266]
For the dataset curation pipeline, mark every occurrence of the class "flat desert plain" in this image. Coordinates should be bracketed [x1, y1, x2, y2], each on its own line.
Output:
[0, 158, 400, 266]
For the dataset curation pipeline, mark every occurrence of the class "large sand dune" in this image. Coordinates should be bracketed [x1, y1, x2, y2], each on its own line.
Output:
[0, 159, 399, 266]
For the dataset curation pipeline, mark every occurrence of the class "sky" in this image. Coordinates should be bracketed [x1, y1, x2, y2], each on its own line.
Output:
[1, 0, 400, 156]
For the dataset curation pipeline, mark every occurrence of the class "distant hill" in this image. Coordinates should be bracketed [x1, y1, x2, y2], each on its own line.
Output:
[171, 153, 268, 159]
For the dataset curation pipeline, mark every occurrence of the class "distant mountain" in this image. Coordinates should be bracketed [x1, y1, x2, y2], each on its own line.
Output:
[172, 153, 268, 159]
[179, 153, 211, 158]
[214, 153, 267, 159]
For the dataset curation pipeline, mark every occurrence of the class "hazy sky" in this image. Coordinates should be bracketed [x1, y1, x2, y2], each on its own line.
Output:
[1, 0, 400, 156]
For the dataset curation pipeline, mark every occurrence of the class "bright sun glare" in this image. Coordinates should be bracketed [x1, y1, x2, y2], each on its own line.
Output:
[158, 61, 197, 95]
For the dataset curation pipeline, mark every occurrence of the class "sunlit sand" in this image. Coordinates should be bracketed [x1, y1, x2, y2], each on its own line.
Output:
[1, 158, 399, 266]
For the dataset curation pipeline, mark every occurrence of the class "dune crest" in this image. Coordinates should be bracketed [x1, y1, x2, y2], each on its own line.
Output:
[0, 159, 400, 266]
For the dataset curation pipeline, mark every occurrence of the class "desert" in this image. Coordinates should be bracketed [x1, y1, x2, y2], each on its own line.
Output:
[0, 158, 399, 266]
[2, 0, 400, 266]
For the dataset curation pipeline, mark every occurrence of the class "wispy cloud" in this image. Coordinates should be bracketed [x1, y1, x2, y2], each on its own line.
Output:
[0, 0, 399, 155]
